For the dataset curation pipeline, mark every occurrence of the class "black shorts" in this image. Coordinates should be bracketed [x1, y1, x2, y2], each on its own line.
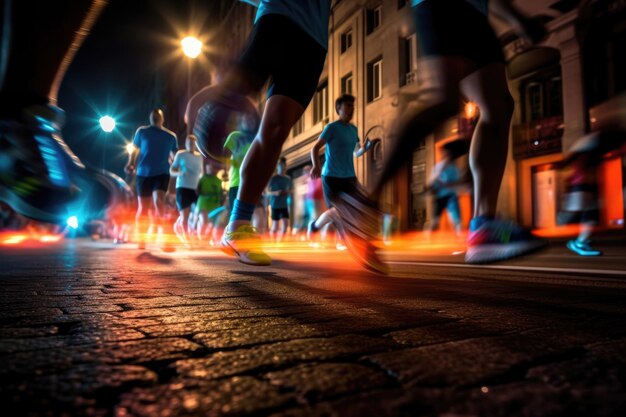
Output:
[413, 0, 504, 68]
[271, 207, 289, 221]
[176, 187, 197, 211]
[322, 176, 358, 208]
[136, 174, 170, 198]
[237, 14, 327, 108]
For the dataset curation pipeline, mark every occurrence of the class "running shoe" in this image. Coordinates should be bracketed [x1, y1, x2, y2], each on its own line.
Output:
[566, 239, 601, 256]
[221, 224, 271, 266]
[465, 219, 547, 264]
[330, 189, 389, 275]
[0, 105, 84, 223]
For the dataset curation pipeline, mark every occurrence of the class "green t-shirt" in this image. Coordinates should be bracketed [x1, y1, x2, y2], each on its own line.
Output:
[224, 131, 254, 188]
[196, 174, 223, 211]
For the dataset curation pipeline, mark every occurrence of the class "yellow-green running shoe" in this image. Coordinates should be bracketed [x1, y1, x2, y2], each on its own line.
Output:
[221, 224, 271, 266]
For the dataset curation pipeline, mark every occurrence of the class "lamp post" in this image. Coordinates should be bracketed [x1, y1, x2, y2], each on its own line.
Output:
[99, 116, 115, 172]
[181, 36, 202, 133]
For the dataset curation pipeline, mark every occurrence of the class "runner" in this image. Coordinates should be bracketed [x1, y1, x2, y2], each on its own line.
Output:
[126, 109, 178, 251]
[309, 94, 375, 253]
[193, 0, 332, 266]
[195, 163, 224, 244]
[267, 157, 292, 242]
[426, 146, 463, 236]
[0, 1, 107, 223]
[170, 134, 203, 245]
[333, 0, 548, 267]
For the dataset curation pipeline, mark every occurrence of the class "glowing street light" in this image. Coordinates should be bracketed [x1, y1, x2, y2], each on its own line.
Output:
[464, 102, 478, 119]
[181, 36, 202, 59]
[99, 116, 116, 132]
[125, 143, 135, 155]
[66, 215, 79, 229]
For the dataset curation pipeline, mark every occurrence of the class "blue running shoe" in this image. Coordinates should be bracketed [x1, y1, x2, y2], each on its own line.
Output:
[0, 105, 85, 223]
[566, 239, 601, 256]
[465, 219, 547, 264]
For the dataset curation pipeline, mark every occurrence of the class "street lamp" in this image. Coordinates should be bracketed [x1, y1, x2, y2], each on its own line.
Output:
[99, 115, 116, 132]
[181, 36, 203, 133]
[125, 142, 135, 156]
[99, 116, 115, 172]
[181, 36, 202, 58]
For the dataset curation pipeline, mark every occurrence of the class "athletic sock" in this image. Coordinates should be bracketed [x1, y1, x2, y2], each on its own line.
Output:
[229, 198, 255, 224]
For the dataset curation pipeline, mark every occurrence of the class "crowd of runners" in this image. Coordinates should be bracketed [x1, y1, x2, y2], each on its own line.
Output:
[2, 0, 621, 272]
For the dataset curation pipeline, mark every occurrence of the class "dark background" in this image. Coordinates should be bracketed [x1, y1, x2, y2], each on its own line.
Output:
[58, 0, 236, 178]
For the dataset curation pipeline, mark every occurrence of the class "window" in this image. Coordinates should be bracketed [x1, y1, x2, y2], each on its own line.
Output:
[526, 82, 543, 122]
[341, 29, 353, 54]
[313, 82, 329, 124]
[292, 116, 304, 137]
[341, 73, 353, 95]
[366, 5, 382, 35]
[399, 34, 417, 86]
[521, 70, 563, 122]
[367, 57, 383, 102]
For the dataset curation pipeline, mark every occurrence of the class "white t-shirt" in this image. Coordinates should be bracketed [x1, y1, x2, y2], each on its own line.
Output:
[171, 151, 203, 189]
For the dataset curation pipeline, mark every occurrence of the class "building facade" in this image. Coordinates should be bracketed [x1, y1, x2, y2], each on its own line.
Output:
[213, 0, 625, 234]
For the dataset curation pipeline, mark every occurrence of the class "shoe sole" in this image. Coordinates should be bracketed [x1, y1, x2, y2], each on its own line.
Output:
[220, 239, 271, 266]
[566, 241, 602, 256]
[465, 239, 547, 264]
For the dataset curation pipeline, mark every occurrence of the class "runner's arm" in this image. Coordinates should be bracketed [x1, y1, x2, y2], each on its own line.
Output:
[310, 137, 327, 179]
[169, 152, 181, 176]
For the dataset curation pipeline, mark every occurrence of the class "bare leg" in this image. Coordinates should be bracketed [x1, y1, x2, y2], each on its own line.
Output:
[460, 63, 514, 218]
[135, 196, 152, 244]
[181, 207, 191, 239]
[270, 217, 278, 242]
[153, 190, 174, 249]
[578, 221, 595, 243]
[314, 208, 337, 230]
[234, 96, 305, 221]
[279, 218, 288, 241]
[372, 57, 475, 198]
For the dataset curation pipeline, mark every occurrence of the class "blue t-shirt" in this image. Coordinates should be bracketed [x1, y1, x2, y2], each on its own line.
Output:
[431, 161, 461, 198]
[133, 126, 178, 177]
[268, 174, 292, 209]
[411, 0, 488, 15]
[255, 0, 331, 49]
[320, 121, 358, 178]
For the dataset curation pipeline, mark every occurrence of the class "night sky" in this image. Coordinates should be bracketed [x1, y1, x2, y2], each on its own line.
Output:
[59, 0, 235, 177]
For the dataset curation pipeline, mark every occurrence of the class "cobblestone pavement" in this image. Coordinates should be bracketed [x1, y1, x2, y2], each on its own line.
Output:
[1, 241, 625, 417]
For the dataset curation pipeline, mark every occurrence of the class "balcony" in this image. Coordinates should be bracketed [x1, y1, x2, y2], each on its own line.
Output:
[512, 115, 564, 160]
